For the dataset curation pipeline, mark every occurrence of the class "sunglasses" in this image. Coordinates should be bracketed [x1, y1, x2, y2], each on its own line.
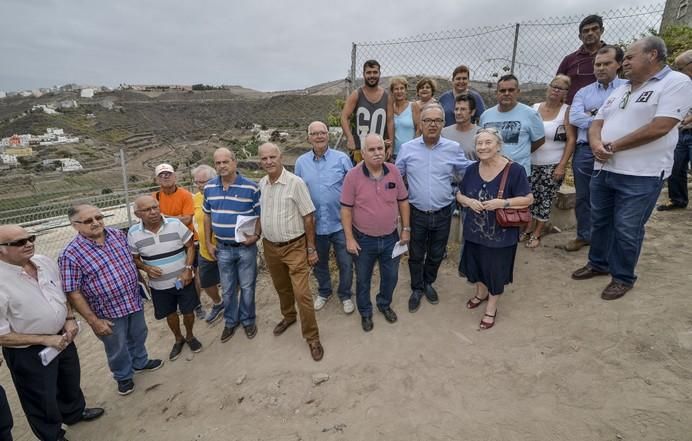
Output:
[1, 235, 37, 247]
[72, 215, 105, 225]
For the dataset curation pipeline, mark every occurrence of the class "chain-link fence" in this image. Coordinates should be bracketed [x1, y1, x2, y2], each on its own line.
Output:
[350, 3, 665, 99]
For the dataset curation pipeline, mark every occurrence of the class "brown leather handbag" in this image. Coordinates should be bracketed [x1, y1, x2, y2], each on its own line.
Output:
[495, 162, 531, 228]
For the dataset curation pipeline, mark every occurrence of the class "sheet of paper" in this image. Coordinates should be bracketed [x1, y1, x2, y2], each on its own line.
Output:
[39, 321, 82, 366]
[234, 215, 259, 242]
[392, 242, 408, 258]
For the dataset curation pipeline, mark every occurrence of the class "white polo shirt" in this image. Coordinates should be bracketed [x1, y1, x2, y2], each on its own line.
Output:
[595, 66, 692, 177]
[0, 255, 68, 346]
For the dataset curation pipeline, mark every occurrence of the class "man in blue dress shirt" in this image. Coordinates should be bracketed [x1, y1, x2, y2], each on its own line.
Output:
[396, 103, 474, 313]
[295, 121, 355, 314]
[564, 45, 626, 252]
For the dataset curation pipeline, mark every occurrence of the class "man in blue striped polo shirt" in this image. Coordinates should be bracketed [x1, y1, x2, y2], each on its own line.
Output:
[128, 195, 203, 361]
[203, 148, 261, 344]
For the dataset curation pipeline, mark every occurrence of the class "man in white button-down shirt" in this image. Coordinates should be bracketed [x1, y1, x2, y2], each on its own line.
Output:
[0, 224, 103, 441]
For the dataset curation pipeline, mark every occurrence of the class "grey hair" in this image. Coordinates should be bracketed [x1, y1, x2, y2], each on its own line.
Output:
[639, 36, 667, 62]
[675, 49, 692, 66]
[67, 201, 94, 220]
[361, 133, 384, 151]
[474, 127, 504, 149]
[420, 102, 446, 125]
[192, 164, 216, 180]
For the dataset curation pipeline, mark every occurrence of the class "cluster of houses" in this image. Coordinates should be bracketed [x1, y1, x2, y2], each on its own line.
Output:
[0, 128, 82, 171]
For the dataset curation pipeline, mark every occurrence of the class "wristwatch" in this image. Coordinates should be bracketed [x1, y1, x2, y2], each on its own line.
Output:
[307, 247, 316, 254]
[504, 200, 510, 208]
[184, 265, 193, 270]
[402, 227, 412, 232]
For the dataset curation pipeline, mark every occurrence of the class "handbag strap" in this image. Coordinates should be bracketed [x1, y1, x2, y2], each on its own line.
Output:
[496, 161, 512, 199]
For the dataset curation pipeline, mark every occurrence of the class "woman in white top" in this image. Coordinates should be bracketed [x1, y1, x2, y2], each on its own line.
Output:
[522, 75, 576, 248]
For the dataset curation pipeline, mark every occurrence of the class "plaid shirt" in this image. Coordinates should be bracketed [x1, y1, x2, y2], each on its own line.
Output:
[59, 227, 142, 319]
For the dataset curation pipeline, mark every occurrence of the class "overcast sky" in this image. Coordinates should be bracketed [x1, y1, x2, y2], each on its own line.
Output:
[1, 0, 663, 92]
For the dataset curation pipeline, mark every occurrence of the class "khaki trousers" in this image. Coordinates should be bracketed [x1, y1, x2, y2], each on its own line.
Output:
[263, 236, 319, 343]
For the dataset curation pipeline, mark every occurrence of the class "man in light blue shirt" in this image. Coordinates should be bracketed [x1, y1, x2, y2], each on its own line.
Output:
[396, 103, 474, 313]
[295, 121, 355, 315]
[479, 74, 545, 176]
[564, 45, 626, 252]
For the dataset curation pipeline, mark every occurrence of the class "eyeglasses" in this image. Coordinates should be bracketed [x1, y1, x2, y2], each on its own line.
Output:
[422, 118, 444, 125]
[72, 215, 105, 225]
[194, 179, 209, 185]
[550, 84, 569, 91]
[619, 89, 631, 109]
[1, 235, 37, 247]
[308, 131, 328, 137]
[136, 206, 160, 213]
[157, 172, 173, 178]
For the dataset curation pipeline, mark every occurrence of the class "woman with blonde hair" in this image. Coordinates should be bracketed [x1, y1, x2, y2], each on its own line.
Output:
[521, 74, 576, 248]
[390, 76, 420, 159]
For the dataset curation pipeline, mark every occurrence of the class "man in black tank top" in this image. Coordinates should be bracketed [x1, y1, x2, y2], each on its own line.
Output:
[341, 59, 395, 163]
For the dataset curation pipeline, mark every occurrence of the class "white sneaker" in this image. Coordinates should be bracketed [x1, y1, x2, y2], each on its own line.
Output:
[342, 299, 355, 314]
[314, 296, 328, 311]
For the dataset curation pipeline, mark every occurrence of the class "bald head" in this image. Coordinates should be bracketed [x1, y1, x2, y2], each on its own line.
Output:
[258, 142, 281, 156]
[134, 195, 157, 211]
[213, 147, 235, 161]
[258, 142, 283, 177]
[675, 49, 692, 79]
[0, 224, 28, 243]
[0, 224, 35, 264]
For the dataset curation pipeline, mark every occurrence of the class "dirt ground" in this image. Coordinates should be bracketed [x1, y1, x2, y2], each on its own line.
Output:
[2, 202, 691, 441]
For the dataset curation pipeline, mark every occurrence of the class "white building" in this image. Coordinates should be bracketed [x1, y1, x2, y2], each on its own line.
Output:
[42, 158, 83, 172]
[80, 88, 94, 98]
[0, 153, 17, 166]
[0, 91, 6, 99]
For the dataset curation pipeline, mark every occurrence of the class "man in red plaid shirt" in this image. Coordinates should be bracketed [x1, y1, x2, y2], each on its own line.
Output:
[59, 203, 163, 396]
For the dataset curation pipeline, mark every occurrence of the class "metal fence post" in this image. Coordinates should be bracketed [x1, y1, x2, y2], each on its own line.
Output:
[120, 148, 132, 226]
[510, 23, 520, 74]
[349, 43, 357, 94]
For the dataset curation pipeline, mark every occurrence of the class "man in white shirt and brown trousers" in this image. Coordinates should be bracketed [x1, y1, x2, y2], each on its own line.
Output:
[258, 143, 324, 362]
[0, 225, 103, 441]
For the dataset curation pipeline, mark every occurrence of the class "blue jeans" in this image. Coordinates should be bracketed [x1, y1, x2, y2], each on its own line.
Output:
[408, 204, 453, 291]
[667, 129, 692, 207]
[315, 230, 353, 301]
[217, 243, 257, 328]
[588, 170, 663, 286]
[572, 143, 594, 241]
[99, 309, 149, 381]
[352, 229, 400, 317]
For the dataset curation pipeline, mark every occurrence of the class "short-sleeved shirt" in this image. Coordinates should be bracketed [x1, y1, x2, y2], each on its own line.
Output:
[128, 216, 193, 291]
[259, 168, 316, 243]
[441, 125, 479, 161]
[439, 89, 486, 126]
[0, 255, 67, 344]
[202, 174, 261, 243]
[193, 192, 214, 261]
[295, 148, 353, 236]
[340, 162, 408, 237]
[595, 66, 692, 178]
[459, 161, 531, 248]
[396, 136, 473, 211]
[480, 103, 545, 175]
[557, 42, 606, 104]
[59, 228, 142, 319]
[154, 187, 195, 233]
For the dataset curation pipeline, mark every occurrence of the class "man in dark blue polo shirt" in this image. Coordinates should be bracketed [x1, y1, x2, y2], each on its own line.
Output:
[203, 148, 261, 343]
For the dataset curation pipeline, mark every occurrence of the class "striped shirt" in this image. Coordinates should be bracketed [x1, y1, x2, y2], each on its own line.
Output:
[202, 174, 260, 243]
[259, 168, 316, 243]
[127, 216, 193, 290]
[59, 228, 142, 319]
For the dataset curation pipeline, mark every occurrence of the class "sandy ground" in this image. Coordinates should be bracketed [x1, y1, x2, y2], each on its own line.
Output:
[2, 200, 691, 441]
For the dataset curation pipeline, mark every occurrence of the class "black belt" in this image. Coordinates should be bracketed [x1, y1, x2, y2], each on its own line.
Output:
[265, 234, 305, 247]
[217, 240, 242, 247]
[412, 203, 451, 215]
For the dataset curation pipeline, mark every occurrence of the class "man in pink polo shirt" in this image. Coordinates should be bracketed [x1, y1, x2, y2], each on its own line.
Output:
[341, 134, 411, 332]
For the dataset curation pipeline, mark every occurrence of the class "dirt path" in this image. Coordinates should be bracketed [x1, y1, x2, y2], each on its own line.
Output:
[2, 205, 691, 441]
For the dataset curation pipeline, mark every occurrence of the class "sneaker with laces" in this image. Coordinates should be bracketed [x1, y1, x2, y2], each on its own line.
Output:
[194, 304, 206, 320]
[342, 299, 355, 314]
[134, 359, 164, 373]
[205, 302, 225, 324]
[117, 378, 135, 396]
[313, 296, 329, 311]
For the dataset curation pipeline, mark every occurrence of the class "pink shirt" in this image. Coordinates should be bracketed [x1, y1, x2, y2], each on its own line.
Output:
[340, 162, 408, 236]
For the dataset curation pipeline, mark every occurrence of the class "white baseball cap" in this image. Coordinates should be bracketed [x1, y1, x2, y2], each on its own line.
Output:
[154, 163, 175, 176]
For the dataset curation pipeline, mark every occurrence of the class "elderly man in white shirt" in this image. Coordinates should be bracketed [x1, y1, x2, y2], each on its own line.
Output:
[0, 224, 103, 441]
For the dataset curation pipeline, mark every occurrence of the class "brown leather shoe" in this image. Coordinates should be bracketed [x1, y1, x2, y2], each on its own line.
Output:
[564, 239, 590, 252]
[601, 281, 632, 300]
[272, 318, 296, 336]
[309, 341, 324, 361]
[571, 265, 609, 280]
